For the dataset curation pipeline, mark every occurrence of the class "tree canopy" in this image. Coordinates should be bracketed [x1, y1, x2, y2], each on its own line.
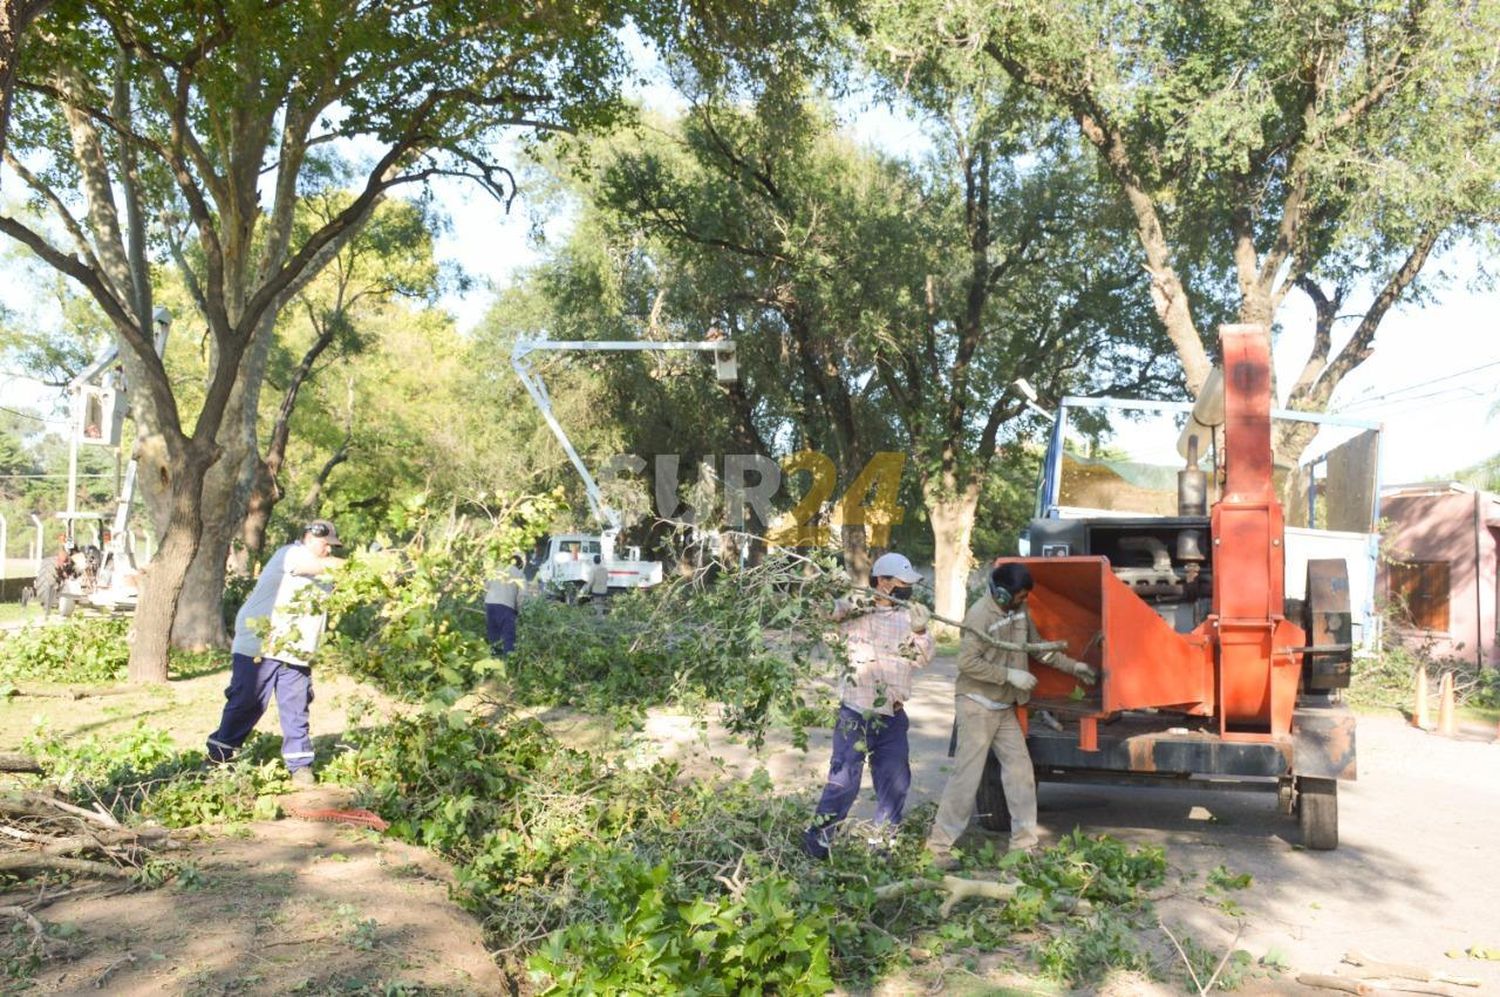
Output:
[866, 0, 1499, 437]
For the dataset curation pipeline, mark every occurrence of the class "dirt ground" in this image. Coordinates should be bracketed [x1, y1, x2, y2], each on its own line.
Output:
[6, 647, 1500, 995]
[15, 815, 505, 995]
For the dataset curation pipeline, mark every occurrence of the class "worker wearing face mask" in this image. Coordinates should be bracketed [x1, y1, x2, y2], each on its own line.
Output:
[927, 562, 1097, 863]
[802, 551, 935, 860]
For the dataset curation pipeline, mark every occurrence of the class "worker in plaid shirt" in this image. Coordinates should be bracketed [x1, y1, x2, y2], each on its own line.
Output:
[802, 552, 935, 860]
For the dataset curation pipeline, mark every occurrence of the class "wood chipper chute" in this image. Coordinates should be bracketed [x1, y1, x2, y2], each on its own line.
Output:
[983, 324, 1359, 849]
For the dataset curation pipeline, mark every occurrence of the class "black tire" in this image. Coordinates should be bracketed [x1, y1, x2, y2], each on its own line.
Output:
[975, 749, 1012, 833]
[1297, 776, 1338, 850]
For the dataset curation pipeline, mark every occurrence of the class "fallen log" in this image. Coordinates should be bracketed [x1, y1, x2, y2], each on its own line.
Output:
[0, 753, 42, 773]
[0, 853, 130, 879]
[0, 792, 120, 827]
[1296, 974, 1371, 994]
[874, 875, 1020, 917]
[1342, 950, 1480, 988]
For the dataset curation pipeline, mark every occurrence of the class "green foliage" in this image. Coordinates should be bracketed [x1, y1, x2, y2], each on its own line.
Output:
[508, 551, 851, 746]
[527, 858, 834, 994]
[24, 694, 1180, 991]
[1035, 909, 1155, 984]
[1204, 863, 1252, 917]
[318, 503, 559, 700]
[1349, 626, 1494, 712]
[315, 708, 1177, 988]
[1176, 934, 1256, 992]
[1017, 829, 1167, 908]
[1206, 864, 1252, 893]
[0, 617, 131, 683]
[23, 723, 289, 827]
[0, 616, 227, 684]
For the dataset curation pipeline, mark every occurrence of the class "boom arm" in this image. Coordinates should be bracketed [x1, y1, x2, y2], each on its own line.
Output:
[510, 338, 737, 533]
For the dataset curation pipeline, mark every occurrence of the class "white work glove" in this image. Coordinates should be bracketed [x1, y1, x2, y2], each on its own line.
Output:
[1070, 661, 1099, 686]
[1005, 668, 1038, 692]
[905, 602, 930, 633]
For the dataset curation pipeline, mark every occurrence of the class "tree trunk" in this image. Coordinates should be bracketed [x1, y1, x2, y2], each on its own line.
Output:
[128, 457, 209, 683]
[925, 483, 981, 631]
[1, 4, 26, 162]
[170, 376, 257, 650]
[171, 431, 253, 650]
[840, 523, 870, 580]
[237, 456, 277, 567]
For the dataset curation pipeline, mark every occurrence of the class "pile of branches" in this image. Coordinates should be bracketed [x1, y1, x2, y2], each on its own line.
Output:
[1, 757, 193, 962]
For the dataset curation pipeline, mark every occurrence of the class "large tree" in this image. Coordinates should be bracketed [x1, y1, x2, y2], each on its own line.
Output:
[852, 48, 1178, 619]
[1, 0, 639, 680]
[578, 95, 1176, 619]
[873, 0, 1500, 459]
[237, 195, 442, 566]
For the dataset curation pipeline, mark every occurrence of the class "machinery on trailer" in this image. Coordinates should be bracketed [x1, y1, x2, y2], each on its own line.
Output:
[511, 334, 738, 598]
[983, 324, 1381, 849]
[51, 308, 174, 614]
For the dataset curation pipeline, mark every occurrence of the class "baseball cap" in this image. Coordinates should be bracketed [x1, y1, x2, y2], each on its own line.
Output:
[304, 520, 343, 547]
[870, 552, 922, 584]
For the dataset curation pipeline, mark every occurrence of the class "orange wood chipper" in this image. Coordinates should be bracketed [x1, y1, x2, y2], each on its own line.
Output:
[983, 324, 1357, 849]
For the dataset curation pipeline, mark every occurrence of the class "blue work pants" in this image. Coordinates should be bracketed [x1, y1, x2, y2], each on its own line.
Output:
[485, 602, 518, 655]
[803, 705, 911, 858]
[206, 653, 315, 773]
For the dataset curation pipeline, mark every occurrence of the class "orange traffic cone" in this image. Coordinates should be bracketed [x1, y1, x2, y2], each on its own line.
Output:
[1414, 663, 1430, 730]
[1436, 670, 1456, 737]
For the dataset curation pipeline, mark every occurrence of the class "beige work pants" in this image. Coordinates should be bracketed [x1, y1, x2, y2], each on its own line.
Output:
[927, 695, 1039, 853]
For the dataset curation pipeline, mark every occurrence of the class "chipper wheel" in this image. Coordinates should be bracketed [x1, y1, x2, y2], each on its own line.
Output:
[976, 749, 1011, 833]
[1296, 776, 1339, 851]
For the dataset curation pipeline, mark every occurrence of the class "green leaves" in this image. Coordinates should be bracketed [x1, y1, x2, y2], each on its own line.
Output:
[0, 617, 132, 684]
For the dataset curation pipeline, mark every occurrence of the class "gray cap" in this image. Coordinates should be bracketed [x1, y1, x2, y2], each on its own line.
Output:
[870, 552, 922, 583]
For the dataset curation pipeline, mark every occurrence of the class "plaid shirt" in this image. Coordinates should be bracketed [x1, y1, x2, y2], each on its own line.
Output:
[834, 604, 935, 716]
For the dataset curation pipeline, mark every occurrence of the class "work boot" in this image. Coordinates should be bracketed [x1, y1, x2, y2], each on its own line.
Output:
[927, 849, 959, 872]
[290, 768, 316, 788]
[1007, 824, 1040, 854]
[801, 826, 831, 861]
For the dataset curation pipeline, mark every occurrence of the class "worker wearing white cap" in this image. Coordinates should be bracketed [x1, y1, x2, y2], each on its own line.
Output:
[802, 551, 935, 860]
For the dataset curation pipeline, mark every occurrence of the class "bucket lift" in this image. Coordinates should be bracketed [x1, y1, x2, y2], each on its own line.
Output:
[510, 332, 736, 593]
[55, 307, 173, 612]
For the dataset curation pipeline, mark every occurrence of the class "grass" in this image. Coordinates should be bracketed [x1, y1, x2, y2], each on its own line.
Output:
[0, 601, 42, 625]
[1458, 704, 1500, 728]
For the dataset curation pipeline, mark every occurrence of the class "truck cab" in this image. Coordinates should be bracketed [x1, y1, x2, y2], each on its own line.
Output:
[534, 532, 663, 598]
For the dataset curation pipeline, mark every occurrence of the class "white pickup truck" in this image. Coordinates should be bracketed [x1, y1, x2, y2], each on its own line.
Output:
[534, 533, 663, 599]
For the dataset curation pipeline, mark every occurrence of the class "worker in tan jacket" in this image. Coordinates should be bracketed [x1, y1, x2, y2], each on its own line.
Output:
[927, 563, 1097, 862]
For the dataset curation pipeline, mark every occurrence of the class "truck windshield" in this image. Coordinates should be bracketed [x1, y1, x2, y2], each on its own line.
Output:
[1046, 401, 1381, 532]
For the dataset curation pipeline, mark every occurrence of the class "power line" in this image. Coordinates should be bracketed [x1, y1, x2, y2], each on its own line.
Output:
[0, 404, 67, 424]
[1333, 359, 1500, 413]
[1346, 384, 1491, 418]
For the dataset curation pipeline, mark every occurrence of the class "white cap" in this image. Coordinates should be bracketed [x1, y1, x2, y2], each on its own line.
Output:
[870, 552, 922, 584]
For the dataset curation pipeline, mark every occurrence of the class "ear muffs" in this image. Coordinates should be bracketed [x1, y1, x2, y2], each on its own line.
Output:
[988, 572, 1013, 608]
